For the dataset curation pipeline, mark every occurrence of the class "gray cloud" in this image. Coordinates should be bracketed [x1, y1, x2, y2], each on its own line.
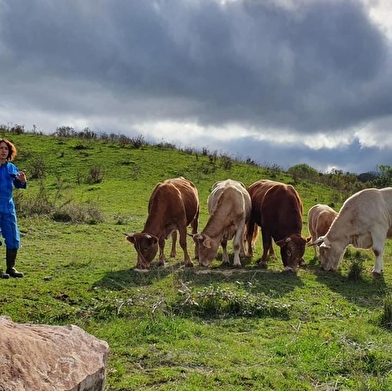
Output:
[1, 0, 392, 173]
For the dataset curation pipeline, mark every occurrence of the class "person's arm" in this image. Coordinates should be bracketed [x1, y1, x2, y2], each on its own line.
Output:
[13, 171, 27, 189]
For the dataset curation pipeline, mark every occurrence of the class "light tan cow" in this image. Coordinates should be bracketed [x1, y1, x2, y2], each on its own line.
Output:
[193, 179, 251, 267]
[126, 177, 199, 269]
[309, 187, 392, 276]
[307, 204, 338, 258]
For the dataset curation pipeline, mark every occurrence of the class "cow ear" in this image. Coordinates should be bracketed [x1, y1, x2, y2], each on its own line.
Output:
[193, 233, 203, 241]
[146, 234, 158, 245]
[306, 236, 312, 243]
[126, 233, 135, 244]
[276, 237, 291, 247]
[203, 237, 212, 249]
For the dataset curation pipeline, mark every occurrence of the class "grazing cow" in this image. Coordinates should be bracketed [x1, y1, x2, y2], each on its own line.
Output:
[126, 177, 199, 269]
[246, 179, 309, 271]
[309, 187, 392, 276]
[307, 204, 338, 258]
[193, 179, 251, 267]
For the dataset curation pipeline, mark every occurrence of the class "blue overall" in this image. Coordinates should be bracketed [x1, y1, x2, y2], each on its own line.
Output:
[0, 162, 26, 249]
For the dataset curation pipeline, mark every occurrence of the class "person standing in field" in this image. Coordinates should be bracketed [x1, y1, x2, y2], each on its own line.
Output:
[0, 139, 27, 278]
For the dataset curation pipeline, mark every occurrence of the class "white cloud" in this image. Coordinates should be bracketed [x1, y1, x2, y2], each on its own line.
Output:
[1, 0, 392, 173]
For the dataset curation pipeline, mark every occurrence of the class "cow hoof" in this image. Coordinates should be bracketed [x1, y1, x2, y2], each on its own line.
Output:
[185, 261, 194, 268]
[372, 270, 383, 278]
[259, 262, 268, 269]
[134, 268, 150, 273]
[135, 263, 150, 270]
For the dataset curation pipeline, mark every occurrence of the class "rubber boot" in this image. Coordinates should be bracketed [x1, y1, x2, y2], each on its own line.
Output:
[6, 249, 24, 278]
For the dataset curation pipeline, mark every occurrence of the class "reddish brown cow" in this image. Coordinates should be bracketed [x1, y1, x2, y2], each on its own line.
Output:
[126, 177, 199, 269]
[246, 179, 309, 271]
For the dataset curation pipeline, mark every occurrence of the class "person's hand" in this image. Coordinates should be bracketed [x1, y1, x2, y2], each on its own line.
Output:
[17, 171, 26, 184]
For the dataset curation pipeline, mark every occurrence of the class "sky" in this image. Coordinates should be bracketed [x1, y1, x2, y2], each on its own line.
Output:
[1, 0, 392, 174]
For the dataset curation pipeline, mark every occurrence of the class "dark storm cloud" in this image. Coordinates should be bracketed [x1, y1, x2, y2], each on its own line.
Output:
[1, 0, 392, 173]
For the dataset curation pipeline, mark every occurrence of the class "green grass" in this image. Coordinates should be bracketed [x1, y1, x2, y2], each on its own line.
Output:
[1, 132, 392, 390]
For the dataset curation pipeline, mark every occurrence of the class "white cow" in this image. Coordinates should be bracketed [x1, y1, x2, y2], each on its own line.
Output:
[307, 204, 338, 258]
[193, 179, 252, 267]
[309, 188, 392, 276]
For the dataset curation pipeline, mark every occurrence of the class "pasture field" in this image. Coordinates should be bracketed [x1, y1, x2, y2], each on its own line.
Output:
[1, 132, 392, 390]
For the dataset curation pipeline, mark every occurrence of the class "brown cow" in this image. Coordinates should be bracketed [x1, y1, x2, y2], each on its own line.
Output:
[307, 204, 338, 258]
[246, 179, 309, 271]
[126, 177, 199, 269]
[193, 179, 252, 267]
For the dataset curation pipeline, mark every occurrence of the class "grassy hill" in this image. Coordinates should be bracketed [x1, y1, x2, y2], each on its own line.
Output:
[1, 131, 392, 390]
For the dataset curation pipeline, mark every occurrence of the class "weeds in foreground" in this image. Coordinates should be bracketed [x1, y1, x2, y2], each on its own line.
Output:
[172, 281, 291, 319]
[346, 250, 368, 281]
[381, 291, 392, 329]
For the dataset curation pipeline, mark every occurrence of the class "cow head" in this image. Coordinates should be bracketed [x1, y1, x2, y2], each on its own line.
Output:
[309, 236, 345, 271]
[126, 233, 159, 269]
[275, 234, 310, 271]
[192, 233, 219, 267]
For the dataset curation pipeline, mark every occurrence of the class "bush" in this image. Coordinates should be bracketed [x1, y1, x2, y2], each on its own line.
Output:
[52, 202, 104, 224]
[87, 166, 104, 184]
[29, 154, 46, 179]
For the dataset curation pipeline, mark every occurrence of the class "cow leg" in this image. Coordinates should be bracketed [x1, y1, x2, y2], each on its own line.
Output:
[268, 244, 276, 259]
[232, 230, 244, 268]
[239, 225, 246, 258]
[312, 232, 319, 258]
[221, 238, 230, 265]
[190, 217, 199, 260]
[245, 222, 256, 258]
[260, 228, 271, 268]
[372, 242, 385, 276]
[179, 227, 193, 267]
[157, 238, 166, 267]
[170, 231, 177, 258]
[369, 229, 387, 276]
[234, 225, 247, 267]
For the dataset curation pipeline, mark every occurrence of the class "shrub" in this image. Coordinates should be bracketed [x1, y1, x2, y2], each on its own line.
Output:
[130, 134, 146, 149]
[14, 182, 53, 216]
[52, 202, 104, 224]
[86, 166, 104, 184]
[29, 154, 46, 179]
[220, 155, 233, 170]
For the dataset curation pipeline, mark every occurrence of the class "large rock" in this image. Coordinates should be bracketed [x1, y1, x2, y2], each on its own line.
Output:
[0, 316, 109, 391]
